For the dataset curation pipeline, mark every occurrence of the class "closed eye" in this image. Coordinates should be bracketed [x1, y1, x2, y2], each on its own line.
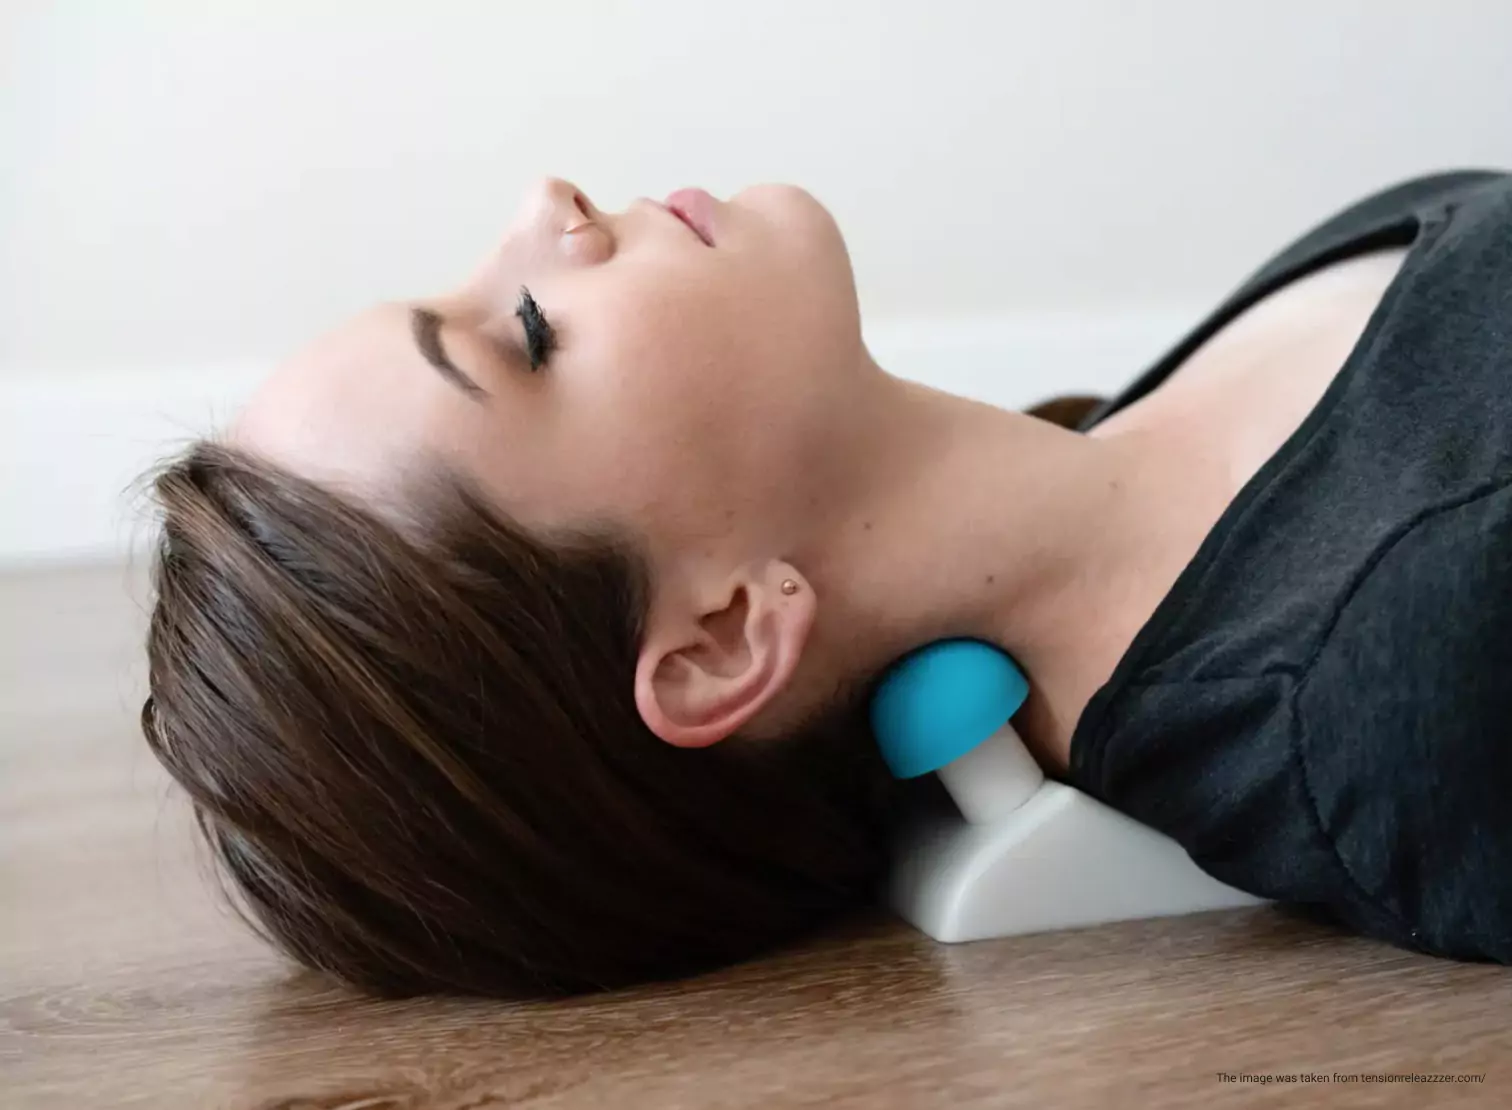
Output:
[516, 286, 556, 371]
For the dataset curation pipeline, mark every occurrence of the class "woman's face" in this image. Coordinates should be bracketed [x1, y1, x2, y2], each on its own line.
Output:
[236, 178, 867, 555]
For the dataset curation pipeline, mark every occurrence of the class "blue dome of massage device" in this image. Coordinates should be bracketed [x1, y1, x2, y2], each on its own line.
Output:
[869, 639, 1030, 779]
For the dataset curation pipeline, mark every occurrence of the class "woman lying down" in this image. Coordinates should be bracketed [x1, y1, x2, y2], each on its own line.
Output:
[142, 171, 1512, 997]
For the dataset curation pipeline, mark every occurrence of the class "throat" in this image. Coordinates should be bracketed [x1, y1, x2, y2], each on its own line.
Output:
[988, 422, 1220, 776]
[1010, 249, 1412, 772]
[795, 375, 1178, 775]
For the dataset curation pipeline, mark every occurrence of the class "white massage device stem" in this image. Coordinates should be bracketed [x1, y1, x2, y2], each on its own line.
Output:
[934, 722, 1045, 823]
[892, 723, 1265, 942]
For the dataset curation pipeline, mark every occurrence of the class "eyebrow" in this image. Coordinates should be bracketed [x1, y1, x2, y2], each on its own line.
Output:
[409, 306, 488, 400]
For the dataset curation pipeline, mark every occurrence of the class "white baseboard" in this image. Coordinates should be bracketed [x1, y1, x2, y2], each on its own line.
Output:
[0, 310, 1194, 568]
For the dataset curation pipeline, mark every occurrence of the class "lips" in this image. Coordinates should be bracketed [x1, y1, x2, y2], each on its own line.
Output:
[664, 187, 717, 246]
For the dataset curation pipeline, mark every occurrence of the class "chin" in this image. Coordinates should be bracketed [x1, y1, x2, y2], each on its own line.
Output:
[733, 183, 841, 237]
[744, 182, 854, 282]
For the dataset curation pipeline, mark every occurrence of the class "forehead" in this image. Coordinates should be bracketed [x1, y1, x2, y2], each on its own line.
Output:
[230, 303, 449, 495]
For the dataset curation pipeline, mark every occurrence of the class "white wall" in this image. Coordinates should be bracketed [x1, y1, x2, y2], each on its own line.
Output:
[4, 0, 1512, 561]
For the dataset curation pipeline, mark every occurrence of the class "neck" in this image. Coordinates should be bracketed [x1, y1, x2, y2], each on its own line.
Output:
[786, 359, 1172, 771]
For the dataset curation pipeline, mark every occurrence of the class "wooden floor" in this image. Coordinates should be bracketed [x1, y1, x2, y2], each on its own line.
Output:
[3, 564, 1509, 1109]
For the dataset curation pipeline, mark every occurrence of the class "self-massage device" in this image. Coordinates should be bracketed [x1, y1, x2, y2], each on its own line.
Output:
[868, 638, 1263, 941]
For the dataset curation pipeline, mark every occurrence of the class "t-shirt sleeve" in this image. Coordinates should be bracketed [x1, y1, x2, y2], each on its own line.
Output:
[1293, 478, 1512, 962]
[1075, 478, 1512, 963]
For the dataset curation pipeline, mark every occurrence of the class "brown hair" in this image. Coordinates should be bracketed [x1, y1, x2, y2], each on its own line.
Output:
[141, 441, 905, 998]
[1026, 393, 1105, 430]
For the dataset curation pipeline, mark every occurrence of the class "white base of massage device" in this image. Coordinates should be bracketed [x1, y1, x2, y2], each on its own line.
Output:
[888, 723, 1265, 942]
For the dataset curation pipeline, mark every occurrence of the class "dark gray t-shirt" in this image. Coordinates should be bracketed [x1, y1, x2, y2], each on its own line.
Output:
[1069, 170, 1512, 962]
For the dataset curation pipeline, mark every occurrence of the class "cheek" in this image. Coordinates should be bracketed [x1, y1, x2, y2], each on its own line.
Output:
[573, 275, 758, 415]
[545, 218, 863, 524]
[575, 322, 755, 466]
[553, 308, 784, 524]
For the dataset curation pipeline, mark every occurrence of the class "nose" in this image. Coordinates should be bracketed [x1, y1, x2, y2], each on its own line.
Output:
[520, 176, 592, 231]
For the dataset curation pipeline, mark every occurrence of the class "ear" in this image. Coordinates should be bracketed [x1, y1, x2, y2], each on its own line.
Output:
[634, 563, 816, 749]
